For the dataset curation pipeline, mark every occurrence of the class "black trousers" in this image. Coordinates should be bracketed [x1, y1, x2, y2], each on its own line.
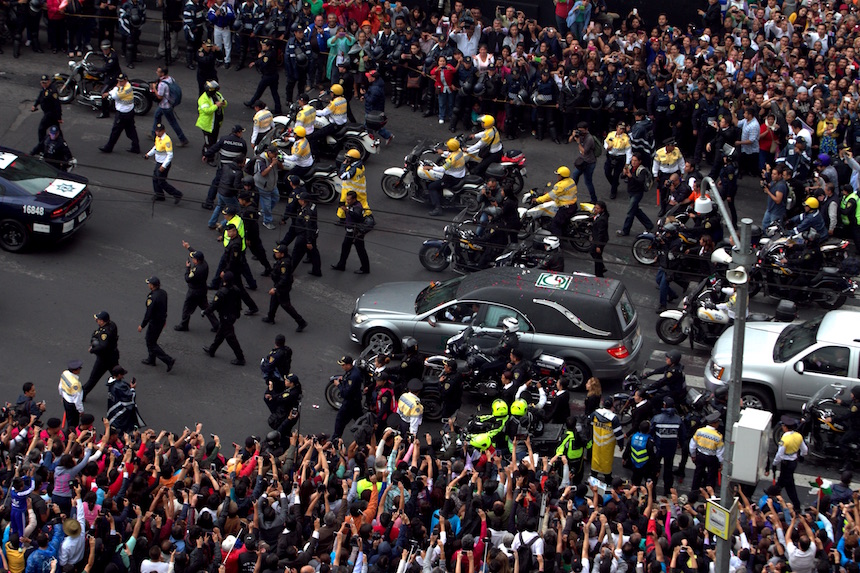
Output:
[654, 447, 677, 495]
[152, 164, 182, 198]
[690, 454, 720, 492]
[249, 74, 283, 115]
[246, 233, 272, 272]
[266, 290, 305, 325]
[604, 154, 625, 198]
[210, 317, 244, 360]
[62, 399, 80, 430]
[332, 404, 361, 440]
[551, 203, 577, 239]
[775, 458, 801, 508]
[285, 69, 309, 104]
[179, 291, 218, 330]
[336, 233, 369, 271]
[145, 321, 172, 364]
[103, 110, 140, 152]
[291, 239, 321, 274]
[83, 352, 119, 398]
[590, 244, 606, 277]
[471, 149, 502, 177]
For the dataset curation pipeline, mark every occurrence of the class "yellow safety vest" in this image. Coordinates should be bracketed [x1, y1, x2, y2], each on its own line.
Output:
[296, 105, 316, 131]
[60, 370, 81, 396]
[222, 214, 246, 250]
[556, 430, 588, 460]
[254, 108, 274, 131]
[397, 392, 424, 417]
[442, 150, 466, 171]
[655, 146, 682, 166]
[328, 97, 348, 124]
[604, 132, 630, 151]
[292, 138, 311, 159]
[693, 426, 724, 456]
[538, 177, 578, 207]
[154, 133, 173, 153]
[780, 431, 803, 455]
[480, 127, 501, 149]
[116, 82, 134, 104]
[341, 163, 366, 195]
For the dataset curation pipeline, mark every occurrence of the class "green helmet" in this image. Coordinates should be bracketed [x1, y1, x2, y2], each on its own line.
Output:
[510, 399, 528, 417]
[491, 399, 509, 418]
[469, 433, 492, 451]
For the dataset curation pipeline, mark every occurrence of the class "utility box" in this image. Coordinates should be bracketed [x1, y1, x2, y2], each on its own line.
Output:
[730, 408, 773, 485]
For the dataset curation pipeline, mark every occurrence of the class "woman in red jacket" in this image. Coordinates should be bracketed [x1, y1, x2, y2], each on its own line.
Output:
[430, 55, 457, 124]
[45, 0, 66, 54]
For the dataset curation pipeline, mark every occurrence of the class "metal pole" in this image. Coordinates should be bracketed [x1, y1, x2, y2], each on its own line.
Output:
[715, 218, 753, 572]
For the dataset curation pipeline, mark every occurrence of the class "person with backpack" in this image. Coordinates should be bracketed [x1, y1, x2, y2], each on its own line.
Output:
[570, 121, 600, 203]
[150, 66, 189, 146]
[617, 153, 655, 237]
[511, 518, 543, 573]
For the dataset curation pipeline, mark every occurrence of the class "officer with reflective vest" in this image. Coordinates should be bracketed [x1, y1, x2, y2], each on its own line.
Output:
[397, 380, 425, 436]
[536, 166, 578, 240]
[556, 416, 590, 486]
[476, 399, 510, 452]
[505, 399, 532, 461]
[466, 115, 503, 177]
[767, 417, 807, 509]
[689, 412, 724, 493]
[293, 93, 316, 137]
[652, 138, 686, 217]
[337, 149, 370, 221]
[251, 101, 273, 147]
[425, 138, 466, 217]
[840, 184, 860, 254]
[283, 126, 313, 180]
[590, 398, 625, 481]
[59, 359, 85, 429]
[285, 23, 314, 104]
[312, 83, 348, 144]
[650, 396, 685, 495]
[623, 420, 656, 486]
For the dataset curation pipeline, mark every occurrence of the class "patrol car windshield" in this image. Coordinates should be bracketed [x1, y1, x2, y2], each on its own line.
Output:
[415, 277, 464, 314]
[774, 317, 822, 362]
[0, 152, 59, 195]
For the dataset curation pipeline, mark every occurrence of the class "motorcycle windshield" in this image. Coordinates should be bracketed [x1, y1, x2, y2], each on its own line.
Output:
[807, 383, 850, 406]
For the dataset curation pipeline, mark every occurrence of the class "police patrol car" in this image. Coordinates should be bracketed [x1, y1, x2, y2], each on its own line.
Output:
[0, 147, 93, 252]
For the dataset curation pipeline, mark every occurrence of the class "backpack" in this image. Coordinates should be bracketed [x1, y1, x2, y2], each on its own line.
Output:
[591, 134, 603, 159]
[164, 77, 182, 107]
[516, 533, 539, 573]
[636, 165, 653, 190]
[244, 156, 262, 176]
[14, 399, 31, 419]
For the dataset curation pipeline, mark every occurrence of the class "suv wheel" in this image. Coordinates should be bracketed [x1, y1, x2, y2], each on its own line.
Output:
[741, 386, 774, 412]
[364, 329, 399, 354]
[562, 359, 590, 391]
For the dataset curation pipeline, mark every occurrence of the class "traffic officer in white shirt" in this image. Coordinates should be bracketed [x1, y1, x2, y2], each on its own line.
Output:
[766, 416, 808, 510]
[311, 83, 348, 145]
[652, 137, 685, 216]
[59, 359, 84, 429]
[99, 73, 141, 154]
[143, 123, 184, 203]
[466, 115, 503, 176]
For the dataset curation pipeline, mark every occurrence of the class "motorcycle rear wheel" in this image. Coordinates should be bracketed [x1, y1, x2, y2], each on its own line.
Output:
[817, 289, 847, 310]
[565, 225, 592, 252]
[343, 137, 368, 161]
[53, 79, 75, 103]
[423, 398, 443, 422]
[418, 244, 450, 272]
[381, 174, 408, 199]
[310, 180, 336, 203]
[501, 170, 524, 195]
[632, 237, 659, 265]
[656, 317, 687, 345]
[325, 380, 343, 410]
[518, 218, 536, 241]
[132, 91, 152, 115]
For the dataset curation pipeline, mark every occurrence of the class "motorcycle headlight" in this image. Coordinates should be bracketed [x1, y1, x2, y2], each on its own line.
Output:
[710, 361, 725, 381]
[353, 313, 368, 324]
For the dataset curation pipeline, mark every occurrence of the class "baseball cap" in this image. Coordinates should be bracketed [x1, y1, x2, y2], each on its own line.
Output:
[190, 250, 204, 260]
[224, 222, 237, 230]
[94, 310, 110, 321]
[232, 124, 245, 134]
[68, 359, 83, 370]
[699, 34, 710, 42]
[146, 276, 161, 286]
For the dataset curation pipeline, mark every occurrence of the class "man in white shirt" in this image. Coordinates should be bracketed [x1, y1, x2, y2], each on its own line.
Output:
[511, 520, 544, 558]
[785, 513, 817, 573]
[59, 360, 84, 429]
[448, 20, 482, 57]
[59, 500, 86, 568]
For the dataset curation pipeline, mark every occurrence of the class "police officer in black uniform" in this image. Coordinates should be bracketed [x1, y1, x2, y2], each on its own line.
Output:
[669, 89, 694, 156]
[202, 125, 247, 208]
[175, 241, 219, 332]
[245, 38, 283, 115]
[31, 74, 63, 151]
[692, 87, 719, 166]
[196, 39, 220, 95]
[629, 109, 655, 169]
[261, 333, 292, 382]
[439, 358, 464, 419]
[118, 0, 145, 69]
[182, 0, 206, 70]
[645, 350, 686, 408]
[606, 68, 632, 129]
[647, 74, 672, 145]
[95, 40, 122, 119]
[284, 23, 314, 104]
[238, 189, 273, 277]
[139, 276, 175, 371]
[827, 385, 860, 470]
[449, 55, 477, 133]
[203, 270, 246, 365]
[263, 244, 308, 331]
[479, 317, 520, 377]
[388, 337, 423, 391]
[331, 190, 370, 274]
[234, 0, 262, 70]
[279, 175, 303, 247]
[333, 60, 356, 122]
[83, 310, 120, 399]
[650, 396, 685, 494]
[290, 191, 322, 276]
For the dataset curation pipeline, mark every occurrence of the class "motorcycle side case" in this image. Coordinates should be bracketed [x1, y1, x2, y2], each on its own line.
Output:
[534, 353, 564, 373]
[696, 307, 730, 324]
[775, 300, 797, 321]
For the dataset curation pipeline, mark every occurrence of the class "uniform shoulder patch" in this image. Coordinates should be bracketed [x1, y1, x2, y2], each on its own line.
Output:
[101, 333, 107, 340]
[147, 299, 152, 306]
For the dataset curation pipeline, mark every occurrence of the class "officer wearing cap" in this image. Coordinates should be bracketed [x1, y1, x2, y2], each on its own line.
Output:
[218, 223, 260, 315]
[652, 137, 685, 217]
[99, 73, 141, 154]
[333, 58, 356, 122]
[94, 40, 122, 118]
[285, 23, 315, 104]
[439, 358, 464, 419]
[826, 386, 860, 471]
[263, 244, 308, 330]
[195, 39, 221, 95]
[238, 190, 273, 276]
[31, 74, 63, 151]
[692, 86, 719, 166]
[767, 416, 807, 509]
[291, 191, 322, 276]
[689, 412, 723, 493]
[139, 277, 176, 372]
[332, 355, 363, 440]
[245, 39, 283, 115]
[202, 270, 246, 365]
[59, 359, 84, 429]
[331, 190, 370, 274]
[176, 240, 219, 332]
[279, 174, 304, 247]
[650, 397, 684, 495]
[202, 123, 247, 209]
[83, 311, 120, 399]
[144, 123, 184, 203]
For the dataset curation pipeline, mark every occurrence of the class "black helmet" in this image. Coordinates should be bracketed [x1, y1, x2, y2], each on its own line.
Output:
[424, 55, 435, 68]
[129, 12, 142, 26]
[589, 90, 602, 109]
[666, 349, 682, 365]
[663, 222, 679, 234]
[371, 46, 385, 60]
[484, 206, 501, 219]
[461, 77, 475, 95]
[265, 431, 281, 448]
[402, 337, 418, 352]
[472, 77, 486, 96]
[295, 50, 308, 67]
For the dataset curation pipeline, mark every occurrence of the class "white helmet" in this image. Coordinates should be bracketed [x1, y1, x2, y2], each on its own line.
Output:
[544, 235, 561, 251]
[694, 196, 713, 215]
[502, 317, 520, 333]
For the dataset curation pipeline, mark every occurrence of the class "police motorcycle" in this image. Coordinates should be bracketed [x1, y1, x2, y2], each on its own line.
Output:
[761, 219, 855, 272]
[741, 228, 857, 309]
[268, 97, 380, 160]
[323, 344, 443, 422]
[264, 138, 339, 203]
[631, 204, 698, 265]
[612, 372, 716, 434]
[380, 139, 483, 210]
[656, 260, 798, 348]
[418, 208, 502, 273]
[518, 186, 593, 252]
[52, 51, 153, 115]
[772, 383, 860, 465]
[492, 234, 564, 270]
[450, 132, 528, 196]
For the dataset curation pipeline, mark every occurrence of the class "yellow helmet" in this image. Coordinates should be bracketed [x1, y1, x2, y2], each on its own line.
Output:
[804, 197, 819, 209]
[491, 399, 508, 418]
[446, 138, 460, 152]
[510, 399, 528, 417]
[555, 166, 570, 178]
[346, 148, 361, 160]
[294, 126, 306, 138]
[330, 84, 344, 96]
[469, 433, 492, 451]
[480, 115, 495, 128]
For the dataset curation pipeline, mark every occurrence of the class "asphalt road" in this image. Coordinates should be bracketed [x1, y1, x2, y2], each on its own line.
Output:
[0, 45, 851, 495]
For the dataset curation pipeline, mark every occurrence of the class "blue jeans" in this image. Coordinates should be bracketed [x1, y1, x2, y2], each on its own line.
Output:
[762, 207, 785, 230]
[438, 91, 454, 121]
[153, 106, 188, 143]
[571, 161, 597, 202]
[622, 191, 654, 235]
[208, 193, 240, 228]
[366, 123, 392, 141]
[656, 268, 677, 307]
[258, 187, 277, 225]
